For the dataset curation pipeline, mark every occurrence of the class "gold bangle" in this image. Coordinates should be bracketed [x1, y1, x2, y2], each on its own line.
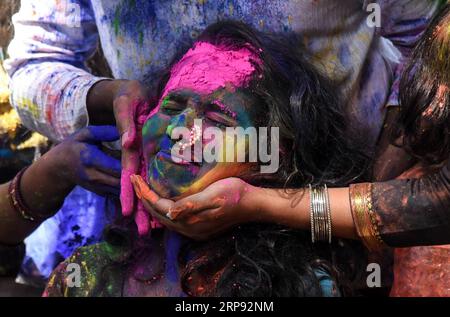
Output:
[349, 183, 385, 251]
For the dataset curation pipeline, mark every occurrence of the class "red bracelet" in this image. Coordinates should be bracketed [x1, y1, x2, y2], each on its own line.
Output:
[8, 167, 46, 222]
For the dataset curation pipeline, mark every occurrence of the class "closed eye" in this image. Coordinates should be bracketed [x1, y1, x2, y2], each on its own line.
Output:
[160, 98, 186, 116]
[205, 111, 237, 127]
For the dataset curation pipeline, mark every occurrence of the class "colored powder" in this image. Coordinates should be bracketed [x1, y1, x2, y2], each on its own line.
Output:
[121, 169, 136, 217]
[120, 99, 149, 218]
[147, 41, 262, 119]
[212, 100, 237, 119]
[137, 41, 261, 233]
[176, 162, 254, 199]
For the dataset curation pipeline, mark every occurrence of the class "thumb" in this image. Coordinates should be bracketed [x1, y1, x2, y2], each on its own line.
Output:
[131, 174, 175, 217]
[75, 126, 120, 143]
[114, 98, 147, 149]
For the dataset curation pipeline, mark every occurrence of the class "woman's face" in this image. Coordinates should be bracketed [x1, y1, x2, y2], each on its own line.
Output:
[142, 42, 262, 198]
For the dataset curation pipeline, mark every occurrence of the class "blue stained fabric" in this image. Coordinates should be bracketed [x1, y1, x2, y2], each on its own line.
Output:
[21, 187, 116, 280]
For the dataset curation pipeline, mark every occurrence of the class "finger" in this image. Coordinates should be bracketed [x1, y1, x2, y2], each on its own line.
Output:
[75, 126, 120, 143]
[88, 185, 120, 197]
[135, 164, 153, 234]
[87, 169, 121, 189]
[83, 179, 120, 197]
[114, 97, 137, 149]
[121, 167, 137, 216]
[120, 144, 141, 215]
[168, 191, 223, 221]
[131, 174, 175, 216]
[138, 196, 177, 228]
[115, 96, 149, 215]
[141, 200, 215, 240]
[142, 200, 170, 224]
[135, 202, 150, 236]
[83, 145, 121, 177]
[130, 174, 158, 202]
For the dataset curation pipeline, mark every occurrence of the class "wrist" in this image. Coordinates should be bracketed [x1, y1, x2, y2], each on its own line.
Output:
[249, 187, 311, 229]
[20, 158, 73, 219]
[87, 79, 125, 125]
[241, 184, 271, 223]
[40, 146, 76, 192]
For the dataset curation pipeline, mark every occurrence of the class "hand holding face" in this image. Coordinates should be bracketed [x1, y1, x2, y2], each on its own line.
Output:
[131, 175, 262, 240]
[88, 79, 154, 234]
[111, 80, 153, 217]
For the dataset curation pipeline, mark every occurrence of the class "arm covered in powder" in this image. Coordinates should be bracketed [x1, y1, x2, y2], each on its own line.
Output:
[366, 164, 450, 247]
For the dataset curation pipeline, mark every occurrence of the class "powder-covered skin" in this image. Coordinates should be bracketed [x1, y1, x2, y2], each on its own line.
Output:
[120, 99, 148, 215]
[148, 41, 262, 118]
[117, 98, 161, 235]
[142, 42, 262, 199]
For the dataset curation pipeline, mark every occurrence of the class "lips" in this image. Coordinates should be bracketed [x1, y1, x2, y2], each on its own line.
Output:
[157, 151, 201, 166]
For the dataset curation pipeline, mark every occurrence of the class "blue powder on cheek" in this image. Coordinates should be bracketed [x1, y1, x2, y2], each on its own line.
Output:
[159, 136, 172, 152]
[152, 165, 159, 180]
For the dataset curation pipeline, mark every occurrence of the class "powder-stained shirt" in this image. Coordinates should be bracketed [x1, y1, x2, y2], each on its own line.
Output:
[4, 0, 441, 144]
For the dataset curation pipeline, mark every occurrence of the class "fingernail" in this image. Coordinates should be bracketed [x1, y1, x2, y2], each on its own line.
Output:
[131, 175, 159, 204]
[167, 206, 185, 220]
[169, 206, 184, 214]
[166, 212, 174, 220]
[130, 175, 142, 199]
[121, 131, 129, 147]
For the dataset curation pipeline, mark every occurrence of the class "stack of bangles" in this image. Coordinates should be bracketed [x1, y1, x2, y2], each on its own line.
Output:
[309, 183, 386, 251]
[309, 184, 332, 244]
[8, 167, 47, 222]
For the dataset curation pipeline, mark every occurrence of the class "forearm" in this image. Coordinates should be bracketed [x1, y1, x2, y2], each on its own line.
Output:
[0, 155, 74, 245]
[9, 62, 108, 141]
[371, 170, 450, 247]
[255, 165, 450, 249]
[4, 0, 105, 141]
[256, 187, 358, 240]
[86, 79, 123, 126]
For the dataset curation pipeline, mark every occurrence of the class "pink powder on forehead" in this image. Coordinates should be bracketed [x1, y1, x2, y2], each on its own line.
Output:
[148, 41, 262, 118]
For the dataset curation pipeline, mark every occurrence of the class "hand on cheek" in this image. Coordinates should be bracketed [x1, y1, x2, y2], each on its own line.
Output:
[112, 81, 152, 217]
[130, 175, 256, 240]
[131, 174, 180, 234]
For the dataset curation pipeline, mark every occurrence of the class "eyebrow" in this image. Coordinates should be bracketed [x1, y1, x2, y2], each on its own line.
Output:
[163, 92, 189, 103]
[164, 91, 207, 108]
[211, 100, 237, 119]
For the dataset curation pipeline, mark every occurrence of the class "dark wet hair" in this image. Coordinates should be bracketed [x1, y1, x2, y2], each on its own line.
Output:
[394, 5, 450, 164]
[107, 21, 369, 297]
